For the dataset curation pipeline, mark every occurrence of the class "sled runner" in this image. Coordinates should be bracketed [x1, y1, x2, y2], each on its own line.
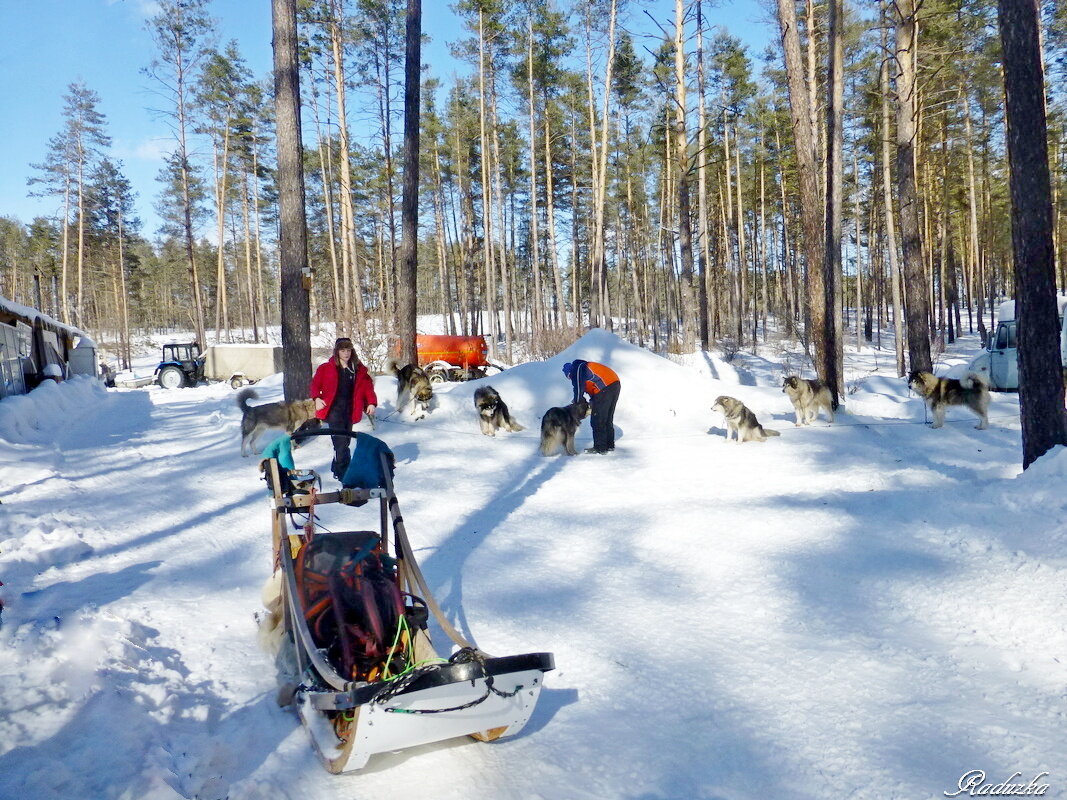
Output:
[264, 429, 553, 773]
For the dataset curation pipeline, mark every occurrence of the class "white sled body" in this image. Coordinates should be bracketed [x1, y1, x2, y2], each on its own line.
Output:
[295, 655, 549, 772]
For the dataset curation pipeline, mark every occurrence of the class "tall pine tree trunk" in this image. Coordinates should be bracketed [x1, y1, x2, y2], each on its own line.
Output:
[397, 0, 420, 364]
[997, 0, 1067, 468]
[894, 0, 932, 374]
[272, 0, 312, 400]
[880, 38, 905, 375]
[776, 0, 827, 379]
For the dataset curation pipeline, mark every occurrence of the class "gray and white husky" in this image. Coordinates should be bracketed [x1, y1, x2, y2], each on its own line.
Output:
[237, 388, 317, 457]
[712, 395, 780, 444]
[782, 375, 836, 426]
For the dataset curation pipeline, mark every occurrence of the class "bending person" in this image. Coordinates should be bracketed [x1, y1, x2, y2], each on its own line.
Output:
[562, 359, 620, 454]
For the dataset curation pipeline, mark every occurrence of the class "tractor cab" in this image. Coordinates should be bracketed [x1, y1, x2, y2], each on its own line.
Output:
[155, 342, 205, 389]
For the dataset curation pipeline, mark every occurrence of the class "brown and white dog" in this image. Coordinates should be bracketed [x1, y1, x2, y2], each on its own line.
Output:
[908, 370, 989, 429]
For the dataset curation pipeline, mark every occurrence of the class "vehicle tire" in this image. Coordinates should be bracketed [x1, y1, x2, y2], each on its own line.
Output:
[429, 370, 447, 384]
[158, 365, 186, 389]
[230, 375, 245, 390]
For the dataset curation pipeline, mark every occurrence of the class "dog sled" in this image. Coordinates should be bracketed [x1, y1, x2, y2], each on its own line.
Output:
[263, 429, 553, 773]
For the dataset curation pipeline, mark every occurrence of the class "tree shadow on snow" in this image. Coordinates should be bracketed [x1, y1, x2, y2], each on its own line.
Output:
[412, 451, 572, 651]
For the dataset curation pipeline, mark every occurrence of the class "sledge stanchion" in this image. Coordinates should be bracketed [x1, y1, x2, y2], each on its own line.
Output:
[260, 435, 553, 774]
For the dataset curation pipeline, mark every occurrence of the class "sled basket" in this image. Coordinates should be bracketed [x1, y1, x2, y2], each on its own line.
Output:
[264, 430, 554, 773]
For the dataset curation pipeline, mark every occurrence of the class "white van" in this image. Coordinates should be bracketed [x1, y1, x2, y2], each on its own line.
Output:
[967, 296, 1067, 390]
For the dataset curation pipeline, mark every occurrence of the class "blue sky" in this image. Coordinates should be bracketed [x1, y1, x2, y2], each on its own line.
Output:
[0, 0, 773, 239]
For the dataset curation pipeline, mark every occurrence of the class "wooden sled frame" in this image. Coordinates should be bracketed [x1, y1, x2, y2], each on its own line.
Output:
[266, 431, 553, 773]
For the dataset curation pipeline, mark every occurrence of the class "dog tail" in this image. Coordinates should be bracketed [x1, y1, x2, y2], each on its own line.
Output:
[961, 371, 987, 389]
[763, 427, 781, 437]
[236, 387, 258, 411]
[387, 358, 402, 376]
[509, 419, 525, 432]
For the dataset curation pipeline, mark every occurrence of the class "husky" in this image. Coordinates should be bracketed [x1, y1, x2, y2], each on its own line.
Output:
[908, 370, 989, 429]
[712, 395, 781, 443]
[237, 388, 317, 457]
[474, 385, 525, 436]
[782, 375, 836, 426]
[539, 399, 590, 456]
[390, 360, 433, 420]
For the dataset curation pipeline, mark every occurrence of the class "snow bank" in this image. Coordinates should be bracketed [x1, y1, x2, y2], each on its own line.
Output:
[0, 376, 107, 445]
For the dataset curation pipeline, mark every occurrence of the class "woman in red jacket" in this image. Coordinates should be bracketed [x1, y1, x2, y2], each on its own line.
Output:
[309, 337, 377, 480]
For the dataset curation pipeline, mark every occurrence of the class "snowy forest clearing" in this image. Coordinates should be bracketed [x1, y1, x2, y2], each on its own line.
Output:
[1, 329, 1065, 800]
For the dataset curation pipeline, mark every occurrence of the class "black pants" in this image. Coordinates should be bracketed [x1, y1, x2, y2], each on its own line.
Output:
[325, 408, 353, 479]
[590, 381, 620, 452]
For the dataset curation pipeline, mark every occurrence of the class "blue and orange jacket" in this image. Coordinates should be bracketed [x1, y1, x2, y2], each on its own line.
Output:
[569, 359, 619, 403]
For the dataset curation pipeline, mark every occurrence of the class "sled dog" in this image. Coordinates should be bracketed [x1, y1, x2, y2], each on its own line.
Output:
[782, 375, 836, 426]
[539, 399, 590, 456]
[474, 385, 525, 436]
[908, 370, 989, 429]
[712, 395, 780, 443]
[237, 388, 317, 457]
[390, 360, 433, 420]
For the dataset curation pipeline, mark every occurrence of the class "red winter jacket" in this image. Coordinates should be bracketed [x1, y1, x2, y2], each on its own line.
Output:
[309, 360, 377, 423]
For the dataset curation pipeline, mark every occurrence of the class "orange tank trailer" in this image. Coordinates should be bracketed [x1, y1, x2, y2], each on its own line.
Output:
[415, 335, 489, 369]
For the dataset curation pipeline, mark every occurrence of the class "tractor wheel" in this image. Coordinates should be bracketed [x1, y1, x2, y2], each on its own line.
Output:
[158, 365, 186, 390]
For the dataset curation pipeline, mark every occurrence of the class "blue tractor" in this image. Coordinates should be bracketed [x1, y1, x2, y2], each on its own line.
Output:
[155, 342, 205, 389]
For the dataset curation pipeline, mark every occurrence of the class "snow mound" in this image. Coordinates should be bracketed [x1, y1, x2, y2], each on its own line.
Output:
[0, 376, 107, 445]
[378, 328, 725, 438]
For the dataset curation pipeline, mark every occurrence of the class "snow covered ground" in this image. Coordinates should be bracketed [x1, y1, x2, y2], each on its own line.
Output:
[1, 328, 1065, 800]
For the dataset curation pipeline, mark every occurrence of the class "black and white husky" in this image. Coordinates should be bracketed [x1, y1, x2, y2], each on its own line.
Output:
[473, 385, 524, 436]
[539, 399, 590, 456]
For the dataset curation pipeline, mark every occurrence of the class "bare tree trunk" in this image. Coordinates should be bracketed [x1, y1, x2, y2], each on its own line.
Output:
[61, 182, 71, 323]
[272, 0, 312, 400]
[822, 0, 844, 404]
[696, 0, 711, 349]
[477, 9, 499, 358]
[674, 0, 697, 349]
[526, 18, 545, 339]
[584, 0, 618, 328]
[880, 39, 905, 375]
[212, 126, 232, 341]
[543, 109, 566, 327]
[854, 154, 863, 350]
[776, 0, 827, 377]
[997, 0, 1067, 468]
[894, 0, 932, 374]
[241, 174, 259, 342]
[396, 0, 420, 365]
[963, 91, 986, 343]
[118, 211, 131, 369]
[328, 2, 364, 332]
[310, 85, 341, 330]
